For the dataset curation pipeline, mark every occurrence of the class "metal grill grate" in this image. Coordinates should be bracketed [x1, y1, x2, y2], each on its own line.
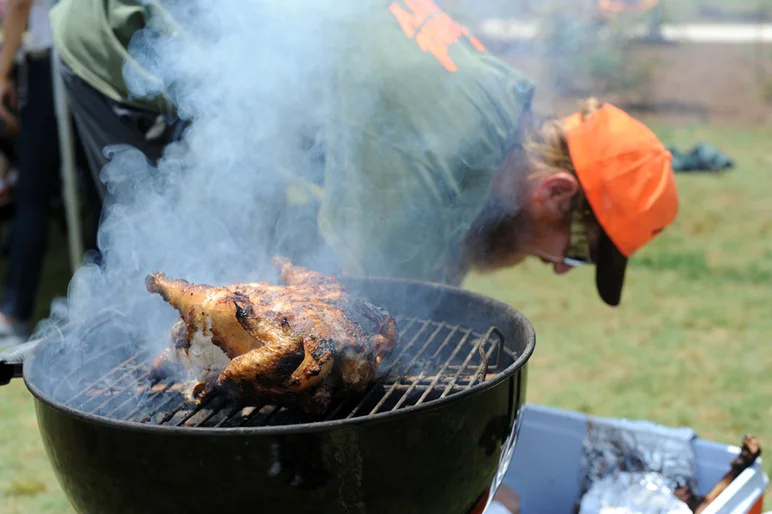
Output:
[64, 316, 513, 429]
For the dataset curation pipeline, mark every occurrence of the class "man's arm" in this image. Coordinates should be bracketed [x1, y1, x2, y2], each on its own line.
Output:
[0, 0, 31, 124]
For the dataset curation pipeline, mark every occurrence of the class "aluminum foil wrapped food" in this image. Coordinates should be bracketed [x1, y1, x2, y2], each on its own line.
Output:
[578, 416, 701, 510]
[578, 471, 692, 514]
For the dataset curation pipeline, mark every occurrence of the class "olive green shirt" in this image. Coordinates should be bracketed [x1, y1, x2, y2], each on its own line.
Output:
[49, 0, 535, 283]
[316, 2, 535, 282]
[49, 0, 172, 114]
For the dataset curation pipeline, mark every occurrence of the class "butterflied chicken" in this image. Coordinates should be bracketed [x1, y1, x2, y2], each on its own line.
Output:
[145, 257, 398, 414]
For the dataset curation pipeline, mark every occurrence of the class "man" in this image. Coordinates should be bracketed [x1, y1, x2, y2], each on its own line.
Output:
[49, 0, 185, 242]
[46, 1, 675, 510]
[0, 0, 60, 346]
[49, 0, 677, 312]
[309, 2, 678, 307]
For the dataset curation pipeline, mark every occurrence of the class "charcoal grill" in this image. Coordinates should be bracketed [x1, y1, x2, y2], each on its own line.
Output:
[1, 277, 535, 514]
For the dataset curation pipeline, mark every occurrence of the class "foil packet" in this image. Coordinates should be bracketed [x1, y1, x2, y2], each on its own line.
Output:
[579, 417, 699, 499]
[578, 471, 692, 514]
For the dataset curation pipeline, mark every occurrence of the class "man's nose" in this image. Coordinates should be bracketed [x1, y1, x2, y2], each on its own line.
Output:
[553, 262, 574, 275]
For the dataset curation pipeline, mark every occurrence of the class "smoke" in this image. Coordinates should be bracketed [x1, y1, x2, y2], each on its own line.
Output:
[31, 0, 389, 402]
[29, 0, 543, 409]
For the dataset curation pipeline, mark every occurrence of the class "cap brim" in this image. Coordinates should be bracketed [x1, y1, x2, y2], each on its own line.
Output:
[596, 231, 628, 306]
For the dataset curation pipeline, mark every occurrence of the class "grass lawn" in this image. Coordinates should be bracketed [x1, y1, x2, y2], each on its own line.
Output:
[0, 122, 770, 512]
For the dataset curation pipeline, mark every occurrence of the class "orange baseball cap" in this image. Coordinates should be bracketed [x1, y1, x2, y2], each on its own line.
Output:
[563, 103, 679, 306]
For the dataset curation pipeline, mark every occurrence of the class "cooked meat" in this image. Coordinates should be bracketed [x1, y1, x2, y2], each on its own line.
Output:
[146, 257, 398, 413]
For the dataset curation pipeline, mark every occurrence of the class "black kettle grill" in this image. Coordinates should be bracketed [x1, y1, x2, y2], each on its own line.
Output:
[0, 277, 535, 514]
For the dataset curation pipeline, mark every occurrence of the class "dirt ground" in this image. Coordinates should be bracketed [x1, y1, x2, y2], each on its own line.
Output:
[492, 40, 772, 126]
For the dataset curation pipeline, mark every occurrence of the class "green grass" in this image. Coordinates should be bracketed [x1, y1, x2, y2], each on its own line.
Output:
[0, 223, 73, 513]
[1, 123, 770, 512]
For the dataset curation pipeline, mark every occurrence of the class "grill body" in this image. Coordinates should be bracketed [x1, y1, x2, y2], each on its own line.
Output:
[24, 278, 535, 514]
[35, 374, 522, 513]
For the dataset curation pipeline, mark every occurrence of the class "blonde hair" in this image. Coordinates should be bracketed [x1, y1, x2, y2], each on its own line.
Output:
[524, 97, 602, 180]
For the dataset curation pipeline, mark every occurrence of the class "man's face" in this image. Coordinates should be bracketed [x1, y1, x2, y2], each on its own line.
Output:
[462, 172, 601, 275]
[520, 172, 602, 274]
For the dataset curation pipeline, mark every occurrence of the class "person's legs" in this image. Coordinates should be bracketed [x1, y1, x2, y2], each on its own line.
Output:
[1, 52, 61, 341]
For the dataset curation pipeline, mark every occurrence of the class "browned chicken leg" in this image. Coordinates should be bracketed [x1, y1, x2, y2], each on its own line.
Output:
[146, 272, 259, 358]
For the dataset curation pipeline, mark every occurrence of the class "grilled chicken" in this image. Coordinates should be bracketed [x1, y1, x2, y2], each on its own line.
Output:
[145, 257, 398, 414]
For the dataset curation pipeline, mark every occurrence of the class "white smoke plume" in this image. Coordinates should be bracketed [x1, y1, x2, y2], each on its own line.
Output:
[31, 0, 384, 402]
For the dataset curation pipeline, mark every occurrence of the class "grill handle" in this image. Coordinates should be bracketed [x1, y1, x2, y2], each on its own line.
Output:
[0, 339, 41, 386]
[0, 311, 124, 386]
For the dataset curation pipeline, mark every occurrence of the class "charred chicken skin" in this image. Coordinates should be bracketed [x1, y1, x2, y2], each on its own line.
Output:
[145, 257, 398, 413]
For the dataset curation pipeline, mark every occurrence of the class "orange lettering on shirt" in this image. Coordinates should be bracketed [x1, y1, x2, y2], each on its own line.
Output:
[388, 0, 486, 72]
[388, 3, 418, 38]
[463, 29, 486, 52]
[389, 0, 439, 38]
[404, 0, 440, 24]
[415, 13, 464, 72]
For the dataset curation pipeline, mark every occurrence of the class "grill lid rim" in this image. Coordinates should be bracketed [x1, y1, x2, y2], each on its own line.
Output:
[24, 347, 531, 436]
[23, 278, 536, 435]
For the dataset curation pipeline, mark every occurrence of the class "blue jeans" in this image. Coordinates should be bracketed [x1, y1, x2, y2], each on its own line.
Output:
[1, 52, 61, 322]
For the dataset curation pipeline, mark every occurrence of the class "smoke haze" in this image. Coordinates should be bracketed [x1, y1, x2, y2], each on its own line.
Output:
[30, 0, 562, 408]
[32, 0, 387, 400]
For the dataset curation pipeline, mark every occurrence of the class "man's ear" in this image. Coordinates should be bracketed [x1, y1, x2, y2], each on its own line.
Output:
[533, 172, 579, 201]
[529, 172, 579, 218]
